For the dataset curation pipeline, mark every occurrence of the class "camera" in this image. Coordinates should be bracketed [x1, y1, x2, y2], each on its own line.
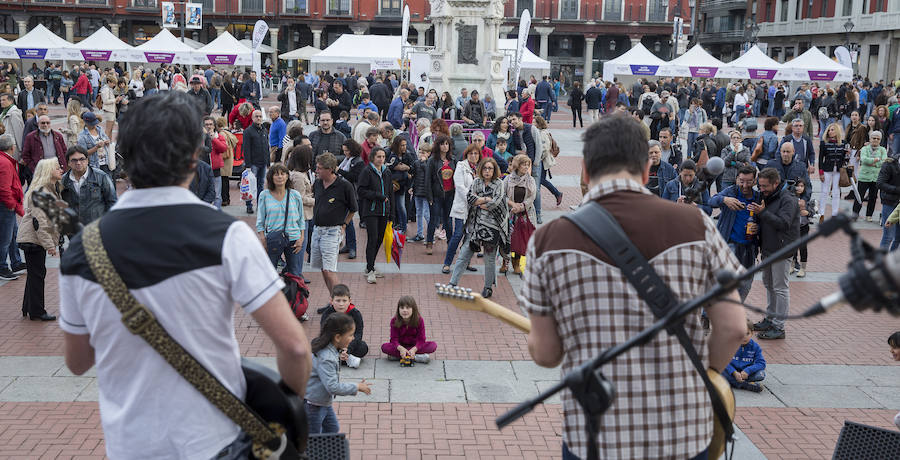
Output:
[682, 180, 707, 204]
[786, 179, 797, 195]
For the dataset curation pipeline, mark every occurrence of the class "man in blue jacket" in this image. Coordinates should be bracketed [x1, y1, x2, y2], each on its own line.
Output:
[661, 160, 712, 215]
[646, 140, 676, 196]
[709, 165, 761, 301]
[534, 76, 554, 121]
[387, 89, 408, 129]
[779, 118, 817, 176]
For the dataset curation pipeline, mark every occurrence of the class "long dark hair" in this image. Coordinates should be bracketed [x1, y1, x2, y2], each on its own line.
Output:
[492, 116, 508, 135]
[390, 135, 407, 157]
[265, 163, 292, 191]
[311, 312, 355, 354]
[431, 134, 451, 161]
[393, 296, 421, 329]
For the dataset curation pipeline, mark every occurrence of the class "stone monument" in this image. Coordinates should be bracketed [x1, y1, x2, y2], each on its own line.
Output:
[427, 0, 508, 115]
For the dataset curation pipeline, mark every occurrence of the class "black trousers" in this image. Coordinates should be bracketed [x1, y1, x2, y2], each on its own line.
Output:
[221, 176, 230, 204]
[364, 215, 388, 272]
[19, 244, 48, 317]
[571, 106, 583, 127]
[795, 224, 810, 263]
[853, 180, 878, 217]
[348, 339, 369, 358]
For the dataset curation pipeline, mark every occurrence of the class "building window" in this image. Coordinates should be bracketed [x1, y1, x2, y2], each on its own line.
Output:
[820, 0, 828, 15]
[517, 0, 534, 16]
[380, 0, 401, 15]
[328, 0, 351, 15]
[648, 0, 667, 21]
[285, 0, 307, 13]
[604, 0, 622, 20]
[75, 18, 108, 37]
[34, 0, 64, 3]
[27, 17, 64, 37]
[780, 0, 788, 20]
[79, 0, 109, 5]
[0, 15, 14, 35]
[560, 0, 579, 19]
[841, 0, 851, 15]
[201, 0, 214, 10]
[241, 0, 263, 12]
[133, 0, 158, 7]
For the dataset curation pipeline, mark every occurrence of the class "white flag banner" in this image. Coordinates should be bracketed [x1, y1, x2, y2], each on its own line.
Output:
[185, 3, 202, 29]
[252, 20, 269, 78]
[401, 5, 411, 47]
[513, 10, 531, 88]
[161, 2, 177, 29]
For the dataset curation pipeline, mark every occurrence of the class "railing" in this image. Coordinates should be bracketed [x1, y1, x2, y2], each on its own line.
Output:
[758, 11, 900, 36]
[698, 30, 744, 41]
[33, 0, 65, 3]
[327, 0, 351, 16]
[284, 0, 308, 14]
[79, 0, 108, 4]
[702, 0, 747, 9]
[132, 0, 157, 8]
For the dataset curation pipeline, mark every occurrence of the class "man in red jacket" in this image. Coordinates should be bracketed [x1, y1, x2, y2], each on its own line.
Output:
[0, 133, 25, 280]
[520, 89, 535, 125]
[21, 115, 67, 172]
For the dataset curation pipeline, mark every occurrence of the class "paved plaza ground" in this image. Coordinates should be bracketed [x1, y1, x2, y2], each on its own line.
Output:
[0, 96, 898, 459]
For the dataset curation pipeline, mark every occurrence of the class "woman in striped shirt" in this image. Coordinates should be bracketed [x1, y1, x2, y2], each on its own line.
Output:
[256, 163, 306, 276]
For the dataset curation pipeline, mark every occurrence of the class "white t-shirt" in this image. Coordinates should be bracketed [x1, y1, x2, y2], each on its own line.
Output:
[59, 186, 284, 460]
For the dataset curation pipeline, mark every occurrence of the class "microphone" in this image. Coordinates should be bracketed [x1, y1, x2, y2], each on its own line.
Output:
[803, 249, 900, 317]
[704, 156, 725, 177]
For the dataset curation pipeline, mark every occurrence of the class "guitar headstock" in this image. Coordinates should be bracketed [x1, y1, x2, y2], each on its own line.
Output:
[435, 283, 485, 312]
[30, 190, 82, 238]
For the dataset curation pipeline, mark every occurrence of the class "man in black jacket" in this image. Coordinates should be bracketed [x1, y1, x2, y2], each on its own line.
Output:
[326, 80, 352, 121]
[242, 110, 269, 214]
[749, 167, 799, 340]
[368, 77, 393, 119]
[240, 71, 261, 108]
[16, 76, 45, 117]
[187, 76, 213, 116]
[278, 76, 305, 123]
[189, 159, 216, 205]
[308, 112, 347, 163]
[877, 153, 900, 250]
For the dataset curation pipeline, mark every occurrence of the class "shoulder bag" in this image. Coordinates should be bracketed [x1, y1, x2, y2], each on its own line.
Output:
[563, 202, 735, 459]
[265, 191, 292, 255]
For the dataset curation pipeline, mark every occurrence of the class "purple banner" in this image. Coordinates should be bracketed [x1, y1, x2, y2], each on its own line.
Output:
[81, 50, 112, 61]
[629, 64, 659, 76]
[16, 48, 47, 60]
[689, 66, 718, 78]
[748, 68, 778, 80]
[808, 70, 838, 81]
[145, 52, 175, 64]
[208, 54, 237, 65]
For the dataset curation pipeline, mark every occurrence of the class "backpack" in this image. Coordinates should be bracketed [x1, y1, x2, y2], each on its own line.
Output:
[641, 95, 654, 115]
[550, 133, 560, 158]
[280, 271, 309, 320]
[95, 90, 103, 110]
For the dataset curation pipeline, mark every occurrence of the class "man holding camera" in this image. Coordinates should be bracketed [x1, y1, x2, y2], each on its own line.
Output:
[709, 166, 761, 301]
[749, 168, 800, 340]
[661, 159, 712, 215]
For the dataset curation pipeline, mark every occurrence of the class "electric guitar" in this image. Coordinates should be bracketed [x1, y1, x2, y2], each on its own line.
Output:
[435, 283, 735, 459]
[31, 190, 309, 458]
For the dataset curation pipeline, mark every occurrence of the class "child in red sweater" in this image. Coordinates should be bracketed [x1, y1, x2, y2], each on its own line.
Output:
[381, 296, 437, 364]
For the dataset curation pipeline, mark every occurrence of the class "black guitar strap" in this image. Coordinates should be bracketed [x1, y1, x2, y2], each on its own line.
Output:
[562, 201, 735, 449]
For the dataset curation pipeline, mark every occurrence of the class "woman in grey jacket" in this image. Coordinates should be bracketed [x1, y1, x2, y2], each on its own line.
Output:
[305, 313, 372, 433]
[720, 130, 752, 190]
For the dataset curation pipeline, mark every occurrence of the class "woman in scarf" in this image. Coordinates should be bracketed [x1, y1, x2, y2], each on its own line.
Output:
[502, 154, 536, 276]
[357, 147, 393, 284]
[447, 157, 509, 298]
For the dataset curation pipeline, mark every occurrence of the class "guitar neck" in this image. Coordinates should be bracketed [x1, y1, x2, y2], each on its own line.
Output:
[435, 284, 531, 333]
[482, 298, 531, 333]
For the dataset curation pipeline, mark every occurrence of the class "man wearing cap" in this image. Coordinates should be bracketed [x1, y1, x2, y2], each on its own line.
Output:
[21, 115, 66, 172]
[187, 76, 213, 116]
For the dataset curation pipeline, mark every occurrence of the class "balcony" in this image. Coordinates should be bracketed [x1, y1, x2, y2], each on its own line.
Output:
[33, 0, 64, 3]
[698, 29, 745, 42]
[327, 0, 351, 16]
[758, 11, 900, 36]
[702, 0, 748, 11]
[78, 0, 109, 4]
[131, 0, 157, 8]
[283, 0, 308, 15]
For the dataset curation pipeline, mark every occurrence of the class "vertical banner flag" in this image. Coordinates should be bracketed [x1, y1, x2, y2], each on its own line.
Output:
[252, 20, 269, 79]
[186, 3, 202, 29]
[161, 2, 177, 29]
[401, 5, 411, 47]
[513, 10, 531, 89]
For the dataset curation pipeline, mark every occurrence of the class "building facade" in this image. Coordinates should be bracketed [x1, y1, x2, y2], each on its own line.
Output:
[694, 0, 748, 61]
[756, 0, 900, 81]
[1, 0, 691, 85]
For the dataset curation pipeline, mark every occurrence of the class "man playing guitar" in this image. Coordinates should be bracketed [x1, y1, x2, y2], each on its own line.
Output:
[520, 114, 747, 459]
[59, 92, 312, 459]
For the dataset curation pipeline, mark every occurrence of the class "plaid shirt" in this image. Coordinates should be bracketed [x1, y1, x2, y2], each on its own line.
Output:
[519, 179, 743, 459]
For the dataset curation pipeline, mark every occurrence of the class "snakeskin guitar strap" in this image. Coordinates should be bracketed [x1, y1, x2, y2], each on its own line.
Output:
[81, 220, 286, 458]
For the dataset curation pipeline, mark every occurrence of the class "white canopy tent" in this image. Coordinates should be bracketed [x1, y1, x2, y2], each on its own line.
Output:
[73, 27, 141, 62]
[180, 37, 205, 49]
[0, 36, 16, 60]
[196, 31, 253, 66]
[601, 43, 667, 82]
[9, 24, 81, 60]
[719, 45, 782, 80]
[135, 29, 202, 65]
[498, 39, 551, 71]
[279, 45, 321, 61]
[310, 35, 408, 71]
[659, 45, 725, 78]
[778, 46, 852, 82]
[239, 39, 275, 54]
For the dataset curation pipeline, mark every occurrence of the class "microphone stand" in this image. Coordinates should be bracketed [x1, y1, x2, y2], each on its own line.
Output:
[497, 214, 863, 460]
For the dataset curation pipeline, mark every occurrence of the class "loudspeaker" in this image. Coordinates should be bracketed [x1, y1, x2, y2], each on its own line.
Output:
[306, 432, 350, 460]
[832, 420, 900, 460]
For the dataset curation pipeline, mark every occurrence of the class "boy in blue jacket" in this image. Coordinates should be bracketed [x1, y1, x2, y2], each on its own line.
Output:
[723, 319, 767, 392]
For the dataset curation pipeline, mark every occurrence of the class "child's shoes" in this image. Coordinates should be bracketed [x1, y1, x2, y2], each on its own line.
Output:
[740, 381, 763, 393]
[414, 354, 430, 364]
[346, 355, 361, 369]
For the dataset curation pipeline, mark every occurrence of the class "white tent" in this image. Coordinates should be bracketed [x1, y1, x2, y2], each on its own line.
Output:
[778, 46, 852, 82]
[180, 37, 205, 50]
[0, 36, 16, 60]
[498, 39, 551, 70]
[240, 39, 275, 54]
[196, 31, 252, 66]
[658, 45, 725, 78]
[73, 27, 141, 62]
[719, 45, 782, 80]
[601, 43, 667, 82]
[310, 35, 407, 70]
[135, 28, 202, 65]
[280, 45, 321, 61]
[9, 24, 81, 60]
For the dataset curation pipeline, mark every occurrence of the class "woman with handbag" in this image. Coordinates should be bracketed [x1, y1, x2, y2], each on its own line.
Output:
[503, 154, 536, 276]
[818, 123, 849, 220]
[288, 145, 315, 284]
[442, 144, 481, 274]
[357, 147, 393, 284]
[256, 164, 305, 276]
[447, 157, 509, 299]
[16, 159, 62, 321]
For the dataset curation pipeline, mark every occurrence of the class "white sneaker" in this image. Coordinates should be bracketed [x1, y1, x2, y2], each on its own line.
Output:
[346, 354, 361, 368]
[366, 271, 376, 284]
[414, 354, 430, 364]
[374, 269, 384, 278]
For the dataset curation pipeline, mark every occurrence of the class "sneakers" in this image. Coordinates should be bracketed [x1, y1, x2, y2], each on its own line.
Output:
[339, 246, 350, 254]
[299, 313, 310, 322]
[386, 354, 401, 361]
[556, 193, 564, 207]
[436, 229, 446, 240]
[752, 318, 773, 331]
[374, 269, 384, 278]
[442, 265, 451, 274]
[348, 249, 357, 259]
[426, 242, 433, 255]
[414, 354, 430, 364]
[481, 287, 493, 298]
[366, 270, 376, 284]
[757, 328, 785, 340]
[739, 381, 764, 393]
[346, 354, 361, 368]
[11, 262, 26, 274]
[411, 235, 424, 242]
[0, 268, 18, 281]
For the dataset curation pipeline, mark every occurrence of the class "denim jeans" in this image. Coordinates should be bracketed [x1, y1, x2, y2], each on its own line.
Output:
[443, 218, 466, 267]
[266, 238, 302, 276]
[767, 96, 775, 116]
[213, 176, 222, 210]
[753, 99, 761, 117]
[881, 204, 900, 251]
[541, 100, 553, 121]
[449, 241, 498, 290]
[892, 133, 900, 157]
[209, 88, 221, 110]
[0, 209, 22, 270]
[728, 242, 758, 302]
[344, 216, 357, 252]
[245, 165, 266, 209]
[414, 196, 430, 237]
[540, 167, 561, 203]
[427, 191, 453, 243]
[212, 432, 252, 460]
[687, 131, 699, 160]
[305, 402, 339, 434]
[724, 369, 766, 387]
[393, 191, 408, 233]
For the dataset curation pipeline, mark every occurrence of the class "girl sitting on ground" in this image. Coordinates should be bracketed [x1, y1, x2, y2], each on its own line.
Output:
[381, 296, 437, 364]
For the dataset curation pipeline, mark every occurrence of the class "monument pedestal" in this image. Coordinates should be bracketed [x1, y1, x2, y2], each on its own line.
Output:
[427, 0, 508, 116]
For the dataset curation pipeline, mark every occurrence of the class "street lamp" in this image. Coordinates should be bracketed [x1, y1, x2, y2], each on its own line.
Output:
[843, 19, 854, 48]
